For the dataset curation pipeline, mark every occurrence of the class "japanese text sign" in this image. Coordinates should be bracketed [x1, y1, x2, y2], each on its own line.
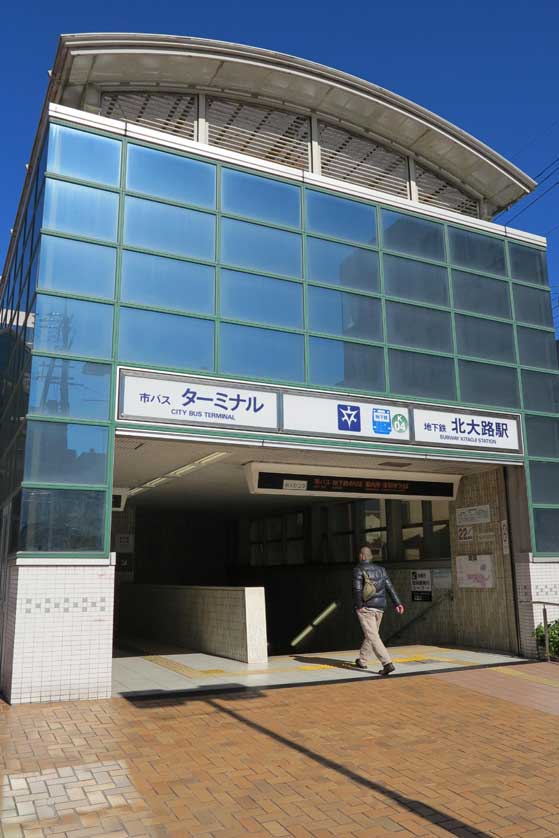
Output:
[119, 373, 278, 430]
[413, 409, 520, 452]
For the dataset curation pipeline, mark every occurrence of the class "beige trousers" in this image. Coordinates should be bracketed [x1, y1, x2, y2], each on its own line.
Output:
[357, 608, 391, 667]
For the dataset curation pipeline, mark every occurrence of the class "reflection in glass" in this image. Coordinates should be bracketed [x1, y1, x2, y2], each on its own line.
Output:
[452, 270, 511, 319]
[513, 284, 553, 327]
[19, 488, 105, 552]
[530, 461, 559, 505]
[381, 210, 445, 261]
[525, 415, 559, 458]
[28, 357, 111, 420]
[448, 227, 506, 275]
[455, 315, 515, 363]
[309, 337, 385, 391]
[306, 237, 379, 292]
[534, 509, 559, 552]
[522, 370, 559, 413]
[24, 421, 108, 485]
[517, 327, 558, 370]
[34, 295, 114, 359]
[220, 269, 302, 328]
[38, 235, 116, 299]
[383, 254, 449, 306]
[126, 145, 216, 208]
[121, 250, 214, 315]
[124, 196, 215, 261]
[48, 124, 121, 186]
[306, 190, 377, 245]
[387, 302, 452, 352]
[389, 349, 456, 400]
[308, 286, 382, 341]
[459, 360, 519, 408]
[118, 308, 214, 372]
[222, 169, 300, 227]
[44, 180, 119, 242]
[509, 242, 548, 285]
[221, 218, 302, 278]
[220, 323, 304, 382]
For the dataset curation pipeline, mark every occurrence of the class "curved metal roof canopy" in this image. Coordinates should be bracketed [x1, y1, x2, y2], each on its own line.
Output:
[47, 33, 535, 216]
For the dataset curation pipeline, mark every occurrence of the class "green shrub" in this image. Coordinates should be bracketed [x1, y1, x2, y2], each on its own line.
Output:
[534, 619, 559, 657]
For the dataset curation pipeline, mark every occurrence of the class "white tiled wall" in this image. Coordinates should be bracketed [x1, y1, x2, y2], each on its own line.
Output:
[118, 584, 268, 663]
[514, 559, 559, 657]
[1, 562, 115, 704]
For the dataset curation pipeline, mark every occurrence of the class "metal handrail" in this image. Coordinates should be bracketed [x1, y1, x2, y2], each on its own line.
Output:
[520, 600, 559, 661]
[385, 591, 453, 644]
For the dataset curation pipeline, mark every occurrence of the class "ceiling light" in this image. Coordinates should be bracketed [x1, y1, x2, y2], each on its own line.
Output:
[142, 476, 169, 489]
[165, 451, 228, 478]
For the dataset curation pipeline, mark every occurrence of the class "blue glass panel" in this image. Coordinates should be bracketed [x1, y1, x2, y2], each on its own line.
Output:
[124, 196, 215, 261]
[381, 211, 445, 261]
[121, 250, 214, 315]
[221, 218, 301, 278]
[222, 169, 300, 228]
[24, 420, 108, 485]
[220, 269, 302, 328]
[28, 356, 111, 420]
[448, 227, 506, 276]
[383, 254, 449, 306]
[526, 415, 559, 458]
[455, 315, 515, 363]
[306, 238, 379, 292]
[126, 145, 216, 208]
[43, 179, 118, 242]
[389, 350, 456, 400]
[308, 287, 382, 341]
[38, 235, 116, 299]
[459, 360, 519, 408]
[118, 307, 214, 372]
[530, 461, 559, 505]
[47, 124, 121, 186]
[34, 295, 114, 360]
[522, 370, 559, 413]
[387, 302, 452, 352]
[309, 338, 385, 391]
[517, 327, 558, 370]
[220, 323, 304, 382]
[513, 285, 553, 327]
[509, 243, 548, 285]
[534, 509, 559, 552]
[20, 488, 105, 552]
[306, 190, 377, 245]
[452, 270, 511, 319]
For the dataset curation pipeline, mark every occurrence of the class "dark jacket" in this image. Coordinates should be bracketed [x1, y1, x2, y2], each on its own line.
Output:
[352, 561, 401, 610]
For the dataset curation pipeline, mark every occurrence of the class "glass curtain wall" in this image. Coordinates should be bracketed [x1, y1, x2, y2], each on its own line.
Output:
[2, 120, 557, 555]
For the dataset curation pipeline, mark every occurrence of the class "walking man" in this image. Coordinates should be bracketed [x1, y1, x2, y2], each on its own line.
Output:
[352, 545, 405, 675]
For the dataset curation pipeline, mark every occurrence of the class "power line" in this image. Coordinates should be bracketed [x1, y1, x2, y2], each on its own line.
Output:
[535, 155, 559, 180]
[510, 118, 559, 158]
[500, 179, 559, 225]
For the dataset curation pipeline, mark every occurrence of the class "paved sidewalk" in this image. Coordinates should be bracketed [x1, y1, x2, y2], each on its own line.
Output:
[112, 644, 525, 696]
[1, 662, 559, 837]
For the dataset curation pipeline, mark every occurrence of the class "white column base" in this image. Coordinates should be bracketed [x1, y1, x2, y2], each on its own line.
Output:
[1, 562, 114, 704]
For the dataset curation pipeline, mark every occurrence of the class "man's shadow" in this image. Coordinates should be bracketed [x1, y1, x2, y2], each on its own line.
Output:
[293, 654, 378, 674]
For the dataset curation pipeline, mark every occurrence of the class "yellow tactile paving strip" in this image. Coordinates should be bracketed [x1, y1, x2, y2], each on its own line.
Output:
[143, 651, 480, 681]
[492, 666, 559, 687]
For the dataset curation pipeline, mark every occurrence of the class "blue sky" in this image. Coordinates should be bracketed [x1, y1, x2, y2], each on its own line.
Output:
[2, 0, 559, 327]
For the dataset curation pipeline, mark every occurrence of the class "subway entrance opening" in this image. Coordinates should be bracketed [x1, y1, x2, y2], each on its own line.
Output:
[111, 434, 521, 690]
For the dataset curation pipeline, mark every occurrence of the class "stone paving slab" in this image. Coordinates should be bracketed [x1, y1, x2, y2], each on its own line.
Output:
[112, 645, 526, 697]
[1, 661, 559, 836]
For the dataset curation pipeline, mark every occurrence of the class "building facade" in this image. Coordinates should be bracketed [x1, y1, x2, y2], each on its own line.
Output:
[0, 33, 558, 703]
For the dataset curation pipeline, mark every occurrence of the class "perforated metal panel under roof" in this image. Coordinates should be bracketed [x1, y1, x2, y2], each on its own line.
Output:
[100, 92, 197, 140]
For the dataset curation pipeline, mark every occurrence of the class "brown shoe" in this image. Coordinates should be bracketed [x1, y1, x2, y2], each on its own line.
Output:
[378, 662, 395, 676]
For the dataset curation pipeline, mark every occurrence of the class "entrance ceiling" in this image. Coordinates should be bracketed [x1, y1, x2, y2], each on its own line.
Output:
[113, 433, 501, 514]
